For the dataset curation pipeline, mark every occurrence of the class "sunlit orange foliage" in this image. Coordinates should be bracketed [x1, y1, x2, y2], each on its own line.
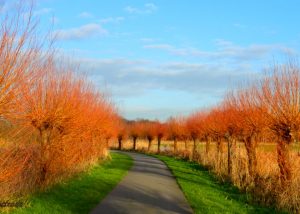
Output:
[186, 111, 206, 158]
[6, 65, 116, 186]
[254, 62, 300, 184]
[0, 2, 53, 194]
[167, 116, 186, 153]
[229, 87, 267, 179]
[205, 107, 227, 155]
[0, 4, 49, 119]
[128, 121, 143, 150]
[0, 3, 118, 195]
[141, 121, 156, 151]
[220, 98, 242, 177]
[116, 119, 128, 150]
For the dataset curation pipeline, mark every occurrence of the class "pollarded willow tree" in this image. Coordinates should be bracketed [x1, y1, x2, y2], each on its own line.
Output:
[9, 60, 117, 186]
[0, 1, 118, 195]
[92, 94, 118, 149]
[0, 2, 57, 188]
[14, 69, 83, 184]
[220, 99, 241, 178]
[116, 119, 127, 150]
[128, 121, 143, 151]
[230, 87, 267, 180]
[154, 121, 166, 153]
[186, 111, 206, 159]
[141, 121, 156, 151]
[205, 107, 227, 168]
[255, 61, 300, 184]
[167, 116, 185, 154]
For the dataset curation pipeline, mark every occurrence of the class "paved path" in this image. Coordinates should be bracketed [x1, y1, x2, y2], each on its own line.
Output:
[91, 151, 193, 214]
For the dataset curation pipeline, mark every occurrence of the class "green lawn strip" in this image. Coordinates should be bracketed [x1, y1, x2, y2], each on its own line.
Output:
[154, 155, 283, 214]
[8, 152, 133, 214]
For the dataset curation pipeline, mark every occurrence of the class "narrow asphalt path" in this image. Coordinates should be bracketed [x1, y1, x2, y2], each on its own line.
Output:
[91, 151, 193, 214]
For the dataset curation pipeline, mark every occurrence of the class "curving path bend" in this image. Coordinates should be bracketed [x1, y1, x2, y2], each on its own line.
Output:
[91, 151, 193, 214]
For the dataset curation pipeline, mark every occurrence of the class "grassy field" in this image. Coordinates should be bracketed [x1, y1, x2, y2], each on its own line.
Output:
[3, 152, 132, 214]
[154, 155, 285, 214]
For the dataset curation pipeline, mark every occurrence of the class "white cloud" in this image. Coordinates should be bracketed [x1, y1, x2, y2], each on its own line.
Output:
[0, 0, 7, 12]
[143, 40, 296, 60]
[59, 38, 296, 119]
[144, 44, 173, 50]
[99, 16, 124, 24]
[75, 57, 253, 98]
[54, 23, 108, 40]
[140, 38, 155, 42]
[77, 57, 255, 120]
[121, 105, 195, 121]
[124, 3, 158, 14]
[78, 11, 93, 18]
[22, 7, 53, 19]
[145, 3, 157, 11]
[143, 44, 193, 56]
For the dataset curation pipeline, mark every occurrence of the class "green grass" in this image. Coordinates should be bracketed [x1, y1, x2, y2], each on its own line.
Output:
[6, 152, 133, 214]
[154, 155, 284, 214]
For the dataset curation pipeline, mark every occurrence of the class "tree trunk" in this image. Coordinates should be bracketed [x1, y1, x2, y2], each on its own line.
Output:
[133, 137, 137, 150]
[148, 139, 152, 151]
[227, 138, 234, 177]
[157, 137, 161, 153]
[118, 138, 122, 150]
[216, 139, 223, 154]
[205, 137, 211, 154]
[219, 140, 224, 153]
[277, 140, 292, 184]
[39, 129, 50, 186]
[216, 138, 223, 170]
[184, 140, 188, 151]
[244, 136, 258, 179]
[174, 138, 177, 153]
[192, 138, 197, 160]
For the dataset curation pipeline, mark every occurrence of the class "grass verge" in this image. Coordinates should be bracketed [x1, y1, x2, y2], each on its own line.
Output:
[5, 152, 132, 214]
[154, 155, 284, 214]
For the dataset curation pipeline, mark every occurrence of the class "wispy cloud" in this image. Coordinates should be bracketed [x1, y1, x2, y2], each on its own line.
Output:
[78, 11, 93, 18]
[124, 3, 158, 14]
[34, 8, 53, 16]
[76, 57, 252, 98]
[143, 44, 191, 56]
[69, 48, 282, 119]
[143, 40, 296, 61]
[55, 23, 108, 40]
[99, 16, 124, 24]
[140, 38, 155, 42]
[22, 7, 53, 19]
[233, 23, 247, 29]
[0, 0, 5, 12]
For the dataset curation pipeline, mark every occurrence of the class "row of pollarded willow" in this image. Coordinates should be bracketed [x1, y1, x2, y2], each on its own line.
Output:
[117, 119, 167, 152]
[0, 3, 118, 197]
[224, 62, 300, 185]
[116, 62, 300, 187]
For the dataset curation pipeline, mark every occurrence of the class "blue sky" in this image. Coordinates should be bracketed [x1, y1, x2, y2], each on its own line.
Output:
[2, 0, 300, 120]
